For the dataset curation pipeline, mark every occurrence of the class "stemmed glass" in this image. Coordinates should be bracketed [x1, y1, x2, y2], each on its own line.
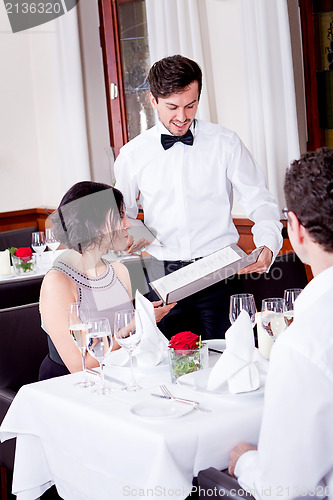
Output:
[261, 298, 285, 340]
[114, 309, 142, 391]
[45, 228, 60, 260]
[86, 318, 113, 395]
[283, 288, 302, 327]
[68, 302, 92, 388]
[31, 231, 46, 269]
[229, 293, 257, 326]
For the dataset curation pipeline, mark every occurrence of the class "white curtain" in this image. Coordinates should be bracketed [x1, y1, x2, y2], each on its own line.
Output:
[53, 6, 91, 193]
[238, 0, 300, 209]
[145, 0, 210, 121]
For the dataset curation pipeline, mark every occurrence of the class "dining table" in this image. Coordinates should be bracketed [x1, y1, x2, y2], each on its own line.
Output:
[0, 350, 265, 500]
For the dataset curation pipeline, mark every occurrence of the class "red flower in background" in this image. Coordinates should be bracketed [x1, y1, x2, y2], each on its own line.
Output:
[15, 247, 33, 262]
[168, 331, 199, 351]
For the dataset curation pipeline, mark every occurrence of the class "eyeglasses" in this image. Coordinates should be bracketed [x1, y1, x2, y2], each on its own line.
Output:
[282, 207, 289, 219]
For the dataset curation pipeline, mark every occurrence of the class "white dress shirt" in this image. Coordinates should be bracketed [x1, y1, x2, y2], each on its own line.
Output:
[115, 120, 282, 261]
[235, 265, 333, 499]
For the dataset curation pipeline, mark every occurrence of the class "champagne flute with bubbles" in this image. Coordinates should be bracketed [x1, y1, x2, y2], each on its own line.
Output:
[68, 302, 92, 388]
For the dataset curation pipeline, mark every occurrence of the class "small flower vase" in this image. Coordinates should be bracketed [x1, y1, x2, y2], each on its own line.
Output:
[12, 254, 36, 275]
[168, 343, 208, 383]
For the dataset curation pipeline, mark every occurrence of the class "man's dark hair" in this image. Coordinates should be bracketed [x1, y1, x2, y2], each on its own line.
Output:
[148, 54, 202, 101]
[284, 147, 333, 252]
[51, 181, 125, 254]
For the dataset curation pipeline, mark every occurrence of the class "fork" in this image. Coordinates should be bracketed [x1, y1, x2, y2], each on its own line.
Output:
[160, 385, 211, 413]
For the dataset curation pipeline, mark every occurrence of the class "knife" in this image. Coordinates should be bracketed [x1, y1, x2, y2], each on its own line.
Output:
[86, 368, 126, 387]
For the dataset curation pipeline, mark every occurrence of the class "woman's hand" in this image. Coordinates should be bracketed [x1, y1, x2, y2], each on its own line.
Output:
[152, 300, 177, 323]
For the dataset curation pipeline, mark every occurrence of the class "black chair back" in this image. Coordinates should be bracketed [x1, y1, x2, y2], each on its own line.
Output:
[0, 302, 48, 392]
[0, 226, 37, 251]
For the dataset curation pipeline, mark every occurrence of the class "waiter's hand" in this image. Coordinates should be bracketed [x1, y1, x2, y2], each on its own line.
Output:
[228, 442, 257, 478]
[237, 246, 273, 275]
[127, 237, 151, 254]
[152, 300, 177, 323]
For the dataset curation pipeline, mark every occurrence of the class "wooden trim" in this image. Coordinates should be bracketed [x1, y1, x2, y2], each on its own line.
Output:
[0, 208, 54, 233]
[98, 0, 128, 157]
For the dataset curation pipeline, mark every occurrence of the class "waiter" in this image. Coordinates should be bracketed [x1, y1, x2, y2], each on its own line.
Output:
[115, 54, 282, 339]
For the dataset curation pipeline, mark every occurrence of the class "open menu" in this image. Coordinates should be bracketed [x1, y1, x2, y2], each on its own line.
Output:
[149, 244, 264, 304]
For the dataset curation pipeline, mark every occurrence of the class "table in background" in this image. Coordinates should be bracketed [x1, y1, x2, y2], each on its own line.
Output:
[0, 364, 264, 500]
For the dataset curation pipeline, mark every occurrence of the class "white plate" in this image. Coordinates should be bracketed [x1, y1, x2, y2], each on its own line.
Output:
[205, 339, 226, 352]
[177, 367, 265, 399]
[130, 398, 193, 420]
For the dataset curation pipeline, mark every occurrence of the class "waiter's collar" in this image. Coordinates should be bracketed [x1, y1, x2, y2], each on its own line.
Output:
[157, 119, 197, 137]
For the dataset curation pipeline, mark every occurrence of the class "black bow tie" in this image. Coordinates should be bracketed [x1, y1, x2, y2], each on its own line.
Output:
[161, 129, 194, 150]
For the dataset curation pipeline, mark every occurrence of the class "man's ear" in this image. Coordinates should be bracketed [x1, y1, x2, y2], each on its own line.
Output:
[288, 211, 306, 243]
[149, 92, 157, 109]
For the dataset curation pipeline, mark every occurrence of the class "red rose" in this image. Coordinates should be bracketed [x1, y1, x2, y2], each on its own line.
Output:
[168, 331, 199, 352]
[15, 247, 33, 262]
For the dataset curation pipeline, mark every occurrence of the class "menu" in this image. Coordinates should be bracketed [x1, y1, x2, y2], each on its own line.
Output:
[149, 244, 263, 304]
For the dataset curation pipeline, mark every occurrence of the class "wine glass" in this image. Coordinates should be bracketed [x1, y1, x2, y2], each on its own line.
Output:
[86, 318, 113, 395]
[31, 231, 46, 269]
[68, 302, 92, 388]
[261, 298, 285, 340]
[114, 309, 142, 391]
[45, 228, 60, 260]
[283, 288, 302, 327]
[229, 293, 257, 326]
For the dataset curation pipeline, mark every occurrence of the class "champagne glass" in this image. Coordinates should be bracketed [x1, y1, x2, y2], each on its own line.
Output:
[31, 231, 46, 269]
[45, 228, 60, 260]
[283, 288, 303, 327]
[86, 318, 113, 395]
[114, 309, 142, 391]
[229, 293, 257, 326]
[261, 298, 285, 340]
[68, 302, 92, 388]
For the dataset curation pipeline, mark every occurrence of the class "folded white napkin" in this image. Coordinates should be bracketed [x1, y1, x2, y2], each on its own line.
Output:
[207, 310, 268, 394]
[104, 291, 168, 368]
[134, 290, 168, 368]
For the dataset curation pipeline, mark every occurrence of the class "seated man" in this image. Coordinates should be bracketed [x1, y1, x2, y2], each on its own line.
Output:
[228, 148, 333, 499]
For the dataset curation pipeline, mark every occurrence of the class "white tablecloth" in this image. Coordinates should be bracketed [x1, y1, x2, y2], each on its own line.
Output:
[0, 364, 264, 500]
[0, 249, 66, 284]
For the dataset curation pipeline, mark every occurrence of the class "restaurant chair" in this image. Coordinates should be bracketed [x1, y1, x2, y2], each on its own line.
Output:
[0, 302, 48, 499]
[197, 468, 326, 499]
[241, 252, 309, 311]
[0, 226, 38, 251]
[197, 468, 255, 498]
[0, 275, 43, 308]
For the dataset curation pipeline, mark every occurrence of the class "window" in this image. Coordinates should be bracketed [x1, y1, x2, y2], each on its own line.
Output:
[98, 0, 155, 157]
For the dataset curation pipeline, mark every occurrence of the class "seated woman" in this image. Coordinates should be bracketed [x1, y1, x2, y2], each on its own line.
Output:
[39, 181, 174, 380]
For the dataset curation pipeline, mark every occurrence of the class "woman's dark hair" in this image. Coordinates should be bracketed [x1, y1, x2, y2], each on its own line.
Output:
[284, 147, 333, 252]
[148, 55, 202, 101]
[50, 181, 125, 254]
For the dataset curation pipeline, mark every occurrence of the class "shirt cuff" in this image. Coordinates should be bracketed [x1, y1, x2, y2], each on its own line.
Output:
[234, 449, 258, 493]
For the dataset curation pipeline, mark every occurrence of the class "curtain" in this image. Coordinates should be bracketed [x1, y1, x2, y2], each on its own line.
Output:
[53, 6, 91, 193]
[238, 0, 300, 209]
[145, 0, 210, 121]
